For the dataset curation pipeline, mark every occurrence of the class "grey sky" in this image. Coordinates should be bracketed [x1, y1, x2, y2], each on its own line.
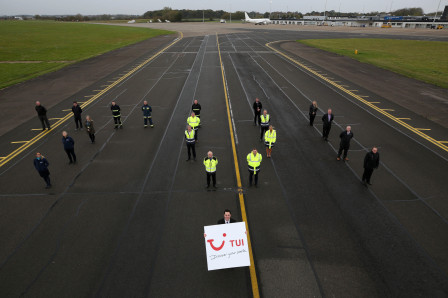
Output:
[2, 0, 445, 16]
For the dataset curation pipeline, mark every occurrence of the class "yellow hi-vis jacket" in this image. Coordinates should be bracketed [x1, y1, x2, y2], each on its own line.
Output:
[185, 130, 195, 143]
[187, 116, 200, 129]
[203, 157, 218, 173]
[260, 114, 270, 127]
[265, 129, 277, 149]
[247, 152, 262, 174]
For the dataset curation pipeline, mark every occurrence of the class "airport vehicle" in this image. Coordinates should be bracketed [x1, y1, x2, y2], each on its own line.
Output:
[127, 20, 135, 24]
[220, 19, 226, 23]
[381, 22, 392, 28]
[244, 12, 271, 25]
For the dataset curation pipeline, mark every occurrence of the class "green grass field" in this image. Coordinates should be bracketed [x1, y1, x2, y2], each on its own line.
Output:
[0, 21, 174, 89]
[298, 39, 448, 89]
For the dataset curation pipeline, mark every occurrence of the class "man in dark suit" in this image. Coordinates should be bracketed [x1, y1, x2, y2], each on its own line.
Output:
[337, 126, 354, 161]
[362, 147, 380, 186]
[322, 108, 334, 141]
[217, 209, 237, 224]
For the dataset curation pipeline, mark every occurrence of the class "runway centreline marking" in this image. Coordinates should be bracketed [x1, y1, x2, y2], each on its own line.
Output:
[0, 33, 184, 168]
[266, 41, 448, 153]
[217, 33, 260, 298]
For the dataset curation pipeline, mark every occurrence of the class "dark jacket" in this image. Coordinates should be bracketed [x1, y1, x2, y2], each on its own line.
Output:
[253, 101, 262, 114]
[85, 120, 95, 134]
[62, 136, 75, 150]
[72, 105, 82, 117]
[35, 105, 47, 116]
[142, 104, 152, 117]
[34, 157, 50, 176]
[322, 113, 334, 126]
[309, 104, 317, 116]
[364, 151, 380, 169]
[217, 218, 236, 224]
[111, 104, 121, 116]
[339, 131, 354, 147]
[192, 103, 201, 116]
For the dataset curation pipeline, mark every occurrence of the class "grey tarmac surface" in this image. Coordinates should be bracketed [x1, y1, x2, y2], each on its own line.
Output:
[0, 23, 448, 297]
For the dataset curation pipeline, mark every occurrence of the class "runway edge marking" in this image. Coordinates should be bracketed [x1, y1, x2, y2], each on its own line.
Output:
[217, 33, 260, 298]
[265, 41, 448, 154]
[0, 33, 184, 168]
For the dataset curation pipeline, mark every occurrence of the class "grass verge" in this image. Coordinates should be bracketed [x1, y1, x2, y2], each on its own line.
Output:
[0, 20, 174, 89]
[297, 38, 448, 89]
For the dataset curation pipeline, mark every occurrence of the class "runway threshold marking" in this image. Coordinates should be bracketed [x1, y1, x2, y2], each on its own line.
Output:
[0, 33, 184, 168]
[217, 33, 260, 298]
[265, 41, 448, 153]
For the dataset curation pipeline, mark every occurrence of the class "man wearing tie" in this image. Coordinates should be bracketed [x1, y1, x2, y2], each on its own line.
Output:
[322, 108, 334, 141]
[217, 209, 237, 224]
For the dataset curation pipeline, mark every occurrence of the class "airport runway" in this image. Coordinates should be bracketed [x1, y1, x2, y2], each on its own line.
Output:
[0, 24, 448, 297]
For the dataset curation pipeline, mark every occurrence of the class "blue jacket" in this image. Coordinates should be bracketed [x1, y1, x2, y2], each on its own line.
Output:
[142, 104, 152, 117]
[34, 157, 49, 173]
[62, 136, 75, 150]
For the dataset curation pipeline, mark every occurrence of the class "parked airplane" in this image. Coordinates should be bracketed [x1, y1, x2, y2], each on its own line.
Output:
[244, 12, 272, 25]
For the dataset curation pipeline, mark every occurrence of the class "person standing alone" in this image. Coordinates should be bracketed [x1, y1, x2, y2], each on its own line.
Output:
[192, 99, 202, 119]
[322, 108, 334, 141]
[62, 131, 77, 164]
[85, 115, 95, 144]
[111, 101, 122, 129]
[362, 147, 380, 186]
[203, 151, 218, 188]
[337, 126, 353, 161]
[185, 125, 196, 161]
[253, 98, 262, 126]
[35, 101, 51, 131]
[309, 101, 318, 126]
[142, 100, 154, 128]
[34, 152, 51, 189]
[247, 148, 262, 187]
[72, 101, 83, 130]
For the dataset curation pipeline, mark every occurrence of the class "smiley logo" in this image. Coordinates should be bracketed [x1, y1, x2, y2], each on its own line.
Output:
[207, 233, 226, 251]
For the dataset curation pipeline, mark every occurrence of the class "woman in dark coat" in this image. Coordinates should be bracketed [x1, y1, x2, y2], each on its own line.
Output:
[34, 152, 51, 188]
[309, 101, 318, 126]
[85, 115, 96, 144]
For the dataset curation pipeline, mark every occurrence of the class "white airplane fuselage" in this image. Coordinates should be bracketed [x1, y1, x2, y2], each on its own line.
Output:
[244, 12, 271, 25]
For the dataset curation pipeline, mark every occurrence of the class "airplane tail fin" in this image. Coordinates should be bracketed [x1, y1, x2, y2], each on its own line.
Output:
[245, 12, 251, 20]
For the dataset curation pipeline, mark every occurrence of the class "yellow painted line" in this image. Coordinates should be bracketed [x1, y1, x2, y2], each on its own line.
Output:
[416, 128, 431, 131]
[62, 109, 71, 112]
[11, 141, 29, 144]
[31, 128, 44, 131]
[440, 141, 448, 144]
[266, 41, 448, 153]
[397, 118, 411, 120]
[368, 102, 380, 104]
[0, 33, 183, 168]
[217, 33, 260, 298]
[381, 109, 395, 112]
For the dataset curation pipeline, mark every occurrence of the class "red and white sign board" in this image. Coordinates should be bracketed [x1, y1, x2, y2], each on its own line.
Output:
[204, 222, 250, 271]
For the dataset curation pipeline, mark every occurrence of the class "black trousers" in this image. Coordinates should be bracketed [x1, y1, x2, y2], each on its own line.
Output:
[254, 112, 261, 125]
[187, 143, 196, 159]
[362, 168, 374, 183]
[260, 126, 268, 140]
[248, 170, 259, 186]
[322, 124, 331, 139]
[38, 115, 50, 129]
[42, 175, 51, 186]
[206, 172, 216, 187]
[143, 116, 153, 126]
[88, 133, 95, 143]
[338, 144, 350, 158]
[113, 116, 122, 127]
[74, 116, 83, 129]
[193, 128, 198, 140]
[65, 148, 77, 163]
[309, 114, 316, 126]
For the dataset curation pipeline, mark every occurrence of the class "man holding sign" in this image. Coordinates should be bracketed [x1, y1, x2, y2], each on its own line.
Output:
[217, 209, 237, 224]
[204, 222, 250, 271]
